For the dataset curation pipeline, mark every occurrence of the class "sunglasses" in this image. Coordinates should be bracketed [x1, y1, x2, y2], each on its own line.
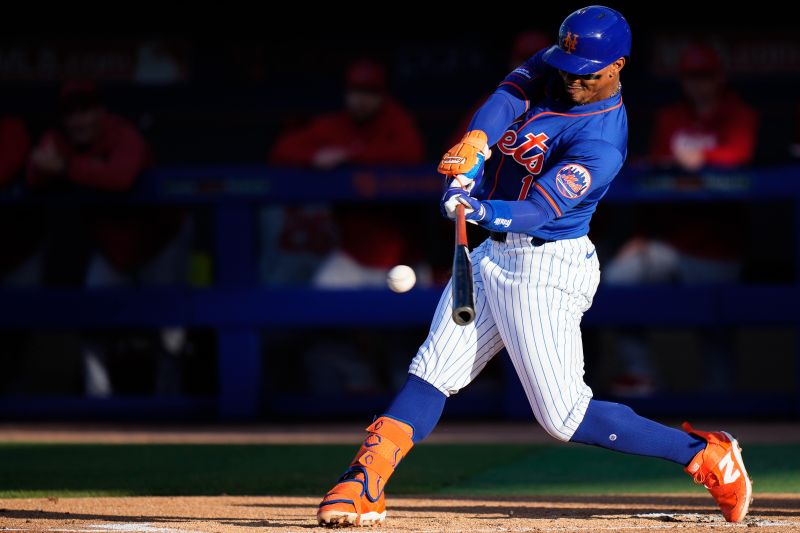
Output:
[559, 70, 602, 81]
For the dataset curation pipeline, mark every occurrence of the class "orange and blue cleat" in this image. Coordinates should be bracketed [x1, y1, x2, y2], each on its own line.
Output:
[317, 466, 387, 527]
[318, 416, 414, 527]
[682, 422, 753, 522]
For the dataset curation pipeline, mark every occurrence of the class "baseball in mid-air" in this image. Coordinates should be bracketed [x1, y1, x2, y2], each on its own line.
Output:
[387, 265, 416, 293]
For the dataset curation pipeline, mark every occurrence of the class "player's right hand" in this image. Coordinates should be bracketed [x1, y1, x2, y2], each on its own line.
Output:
[438, 130, 491, 180]
[440, 188, 487, 223]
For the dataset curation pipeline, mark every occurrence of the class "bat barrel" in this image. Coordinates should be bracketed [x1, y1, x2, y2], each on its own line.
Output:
[450, 204, 476, 326]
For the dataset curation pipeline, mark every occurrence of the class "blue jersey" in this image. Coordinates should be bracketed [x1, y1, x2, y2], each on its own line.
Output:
[476, 50, 628, 240]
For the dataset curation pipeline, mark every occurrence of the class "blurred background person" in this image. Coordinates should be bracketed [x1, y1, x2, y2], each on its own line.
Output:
[270, 57, 427, 288]
[650, 43, 758, 172]
[27, 81, 193, 397]
[603, 43, 759, 395]
[270, 58, 425, 170]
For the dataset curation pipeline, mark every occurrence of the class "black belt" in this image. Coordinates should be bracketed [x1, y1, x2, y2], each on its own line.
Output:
[490, 231, 551, 246]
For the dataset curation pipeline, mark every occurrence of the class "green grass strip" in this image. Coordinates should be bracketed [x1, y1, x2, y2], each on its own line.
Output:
[0, 443, 795, 498]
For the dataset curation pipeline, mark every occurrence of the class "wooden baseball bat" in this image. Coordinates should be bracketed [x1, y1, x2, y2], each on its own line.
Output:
[452, 204, 475, 325]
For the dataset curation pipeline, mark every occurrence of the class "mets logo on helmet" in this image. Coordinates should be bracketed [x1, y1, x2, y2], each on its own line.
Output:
[555, 164, 592, 199]
[563, 32, 578, 53]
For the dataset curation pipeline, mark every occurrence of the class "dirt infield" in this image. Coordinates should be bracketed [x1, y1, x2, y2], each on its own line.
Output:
[1, 423, 797, 531]
[0, 494, 798, 532]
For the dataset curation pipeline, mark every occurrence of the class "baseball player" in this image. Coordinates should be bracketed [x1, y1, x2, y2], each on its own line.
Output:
[317, 6, 752, 527]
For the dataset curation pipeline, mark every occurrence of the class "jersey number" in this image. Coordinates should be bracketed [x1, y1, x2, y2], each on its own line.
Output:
[518, 175, 534, 200]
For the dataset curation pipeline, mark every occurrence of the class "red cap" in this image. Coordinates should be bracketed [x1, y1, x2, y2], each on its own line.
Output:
[511, 31, 553, 62]
[346, 59, 387, 92]
[679, 43, 723, 76]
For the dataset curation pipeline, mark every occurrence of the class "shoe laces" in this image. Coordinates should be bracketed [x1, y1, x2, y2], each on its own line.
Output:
[692, 461, 721, 489]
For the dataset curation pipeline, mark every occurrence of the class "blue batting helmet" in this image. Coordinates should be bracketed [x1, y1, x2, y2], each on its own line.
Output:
[542, 5, 631, 75]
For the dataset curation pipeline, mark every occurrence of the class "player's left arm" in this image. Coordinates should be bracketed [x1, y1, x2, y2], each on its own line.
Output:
[466, 49, 551, 147]
[442, 140, 624, 231]
[438, 50, 551, 182]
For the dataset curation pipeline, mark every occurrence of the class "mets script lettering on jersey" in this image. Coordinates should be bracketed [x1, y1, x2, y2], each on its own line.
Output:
[498, 130, 550, 174]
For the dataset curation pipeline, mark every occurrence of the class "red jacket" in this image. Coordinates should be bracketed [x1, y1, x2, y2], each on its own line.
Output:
[649, 91, 757, 261]
[270, 99, 425, 269]
[0, 118, 30, 186]
[28, 113, 150, 191]
[270, 98, 424, 166]
[650, 91, 758, 168]
[29, 114, 184, 274]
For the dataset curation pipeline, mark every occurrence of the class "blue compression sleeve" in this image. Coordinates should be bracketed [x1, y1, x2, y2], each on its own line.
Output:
[467, 91, 528, 146]
[383, 374, 447, 443]
[478, 198, 553, 233]
[571, 400, 706, 466]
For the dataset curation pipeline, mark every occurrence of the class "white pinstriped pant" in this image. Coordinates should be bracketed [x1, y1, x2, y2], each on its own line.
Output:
[409, 232, 601, 441]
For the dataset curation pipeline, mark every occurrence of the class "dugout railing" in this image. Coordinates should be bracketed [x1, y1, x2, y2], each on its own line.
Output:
[0, 164, 797, 420]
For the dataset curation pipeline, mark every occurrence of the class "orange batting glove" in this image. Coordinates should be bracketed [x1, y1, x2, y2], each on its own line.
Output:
[438, 130, 491, 179]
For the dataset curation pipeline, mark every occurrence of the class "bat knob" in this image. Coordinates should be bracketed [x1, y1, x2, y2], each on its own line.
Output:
[452, 306, 475, 326]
